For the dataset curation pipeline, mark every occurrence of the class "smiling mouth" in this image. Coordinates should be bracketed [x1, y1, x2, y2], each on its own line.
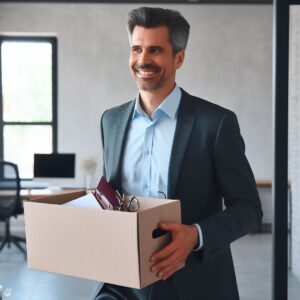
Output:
[138, 70, 156, 75]
[134, 64, 160, 78]
[135, 69, 160, 80]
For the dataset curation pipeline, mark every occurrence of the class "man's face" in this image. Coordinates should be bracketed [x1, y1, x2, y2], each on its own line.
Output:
[129, 26, 184, 92]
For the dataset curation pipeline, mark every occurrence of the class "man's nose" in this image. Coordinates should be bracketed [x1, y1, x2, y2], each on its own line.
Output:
[139, 51, 151, 65]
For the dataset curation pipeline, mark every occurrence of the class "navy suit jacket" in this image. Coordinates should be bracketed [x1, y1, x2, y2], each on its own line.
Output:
[96, 89, 263, 300]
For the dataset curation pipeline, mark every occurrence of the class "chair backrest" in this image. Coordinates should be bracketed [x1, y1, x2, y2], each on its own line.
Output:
[0, 161, 22, 220]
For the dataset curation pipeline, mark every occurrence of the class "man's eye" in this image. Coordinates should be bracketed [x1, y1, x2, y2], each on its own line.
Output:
[132, 48, 141, 53]
[150, 48, 162, 54]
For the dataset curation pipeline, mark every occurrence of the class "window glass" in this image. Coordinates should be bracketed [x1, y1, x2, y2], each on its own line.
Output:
[4, 125, 52, 178]
[1, 41, 52, 122]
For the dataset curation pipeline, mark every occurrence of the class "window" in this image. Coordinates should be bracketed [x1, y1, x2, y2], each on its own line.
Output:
[0, 36, 57, 178]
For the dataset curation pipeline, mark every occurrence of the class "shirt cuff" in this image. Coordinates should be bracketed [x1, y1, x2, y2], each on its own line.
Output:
[193, 223, 204, 251]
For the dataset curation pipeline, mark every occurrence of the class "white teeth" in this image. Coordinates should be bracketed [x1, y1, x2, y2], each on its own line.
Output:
[139, 71, 155, 75]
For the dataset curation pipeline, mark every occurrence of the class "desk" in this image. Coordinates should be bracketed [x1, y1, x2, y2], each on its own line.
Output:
[1, 180, 83, 200]
[256, 180, 291, 188]
[0, 180, 49, 191]
[21, 188, 85, 201]
[256, 180, 292, 228]
[21, 180, 49, 190]
[256, 180, 272, 188]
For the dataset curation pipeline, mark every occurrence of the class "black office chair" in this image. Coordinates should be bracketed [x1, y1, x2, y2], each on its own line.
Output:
[0, 161, 26, 258]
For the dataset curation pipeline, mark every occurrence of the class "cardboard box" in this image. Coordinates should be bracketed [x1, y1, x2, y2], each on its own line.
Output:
[24, 191, 182, 289]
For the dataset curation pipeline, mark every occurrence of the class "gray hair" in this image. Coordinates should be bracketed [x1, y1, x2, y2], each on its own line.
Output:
[127, 7, 190, 54]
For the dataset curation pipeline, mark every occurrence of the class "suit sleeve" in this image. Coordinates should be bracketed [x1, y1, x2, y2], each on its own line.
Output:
[197, 111, 263, 263]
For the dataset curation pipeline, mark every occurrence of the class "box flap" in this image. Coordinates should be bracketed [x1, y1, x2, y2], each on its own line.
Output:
[25, 190, 86, 204]
[137, 196, 178, 211]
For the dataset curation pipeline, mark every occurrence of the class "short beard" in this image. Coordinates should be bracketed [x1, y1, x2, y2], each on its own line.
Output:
[137, 78, 167, 91]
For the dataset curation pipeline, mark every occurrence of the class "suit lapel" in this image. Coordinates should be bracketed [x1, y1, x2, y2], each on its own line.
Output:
[168, 90, 196, 199]
[109, 101, 135, 188]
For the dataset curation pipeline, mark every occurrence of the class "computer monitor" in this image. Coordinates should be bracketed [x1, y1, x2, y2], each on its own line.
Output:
[34, 153, 75, 178]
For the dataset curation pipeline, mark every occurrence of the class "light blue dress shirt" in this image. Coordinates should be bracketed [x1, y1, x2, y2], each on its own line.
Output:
[121, 85, 203, 250]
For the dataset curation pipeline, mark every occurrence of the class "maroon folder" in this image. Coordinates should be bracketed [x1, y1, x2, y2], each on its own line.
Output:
[92, 176, 120, 210]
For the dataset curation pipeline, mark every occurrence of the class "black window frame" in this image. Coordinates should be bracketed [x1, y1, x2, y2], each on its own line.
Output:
[0, 35, 58, 178]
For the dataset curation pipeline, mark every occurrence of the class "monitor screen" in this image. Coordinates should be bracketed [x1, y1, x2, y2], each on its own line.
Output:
[34, 153, 75, 178]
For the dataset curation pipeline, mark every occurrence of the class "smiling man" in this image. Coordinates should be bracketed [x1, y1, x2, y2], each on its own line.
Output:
[129, 25, 184, 112]
[92, 7, 262, 300]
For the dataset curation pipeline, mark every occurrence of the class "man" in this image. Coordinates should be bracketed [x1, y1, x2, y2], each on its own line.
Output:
[93, 7, 262, 300]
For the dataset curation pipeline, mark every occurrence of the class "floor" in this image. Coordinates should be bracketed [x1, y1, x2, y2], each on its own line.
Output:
[0, 233, 299, 300]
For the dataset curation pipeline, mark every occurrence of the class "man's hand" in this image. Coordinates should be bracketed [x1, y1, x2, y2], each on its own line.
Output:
[149, 222, 199, 281]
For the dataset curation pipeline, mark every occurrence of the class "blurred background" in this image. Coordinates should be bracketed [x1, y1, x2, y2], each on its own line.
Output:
[0, 1, 299, 299]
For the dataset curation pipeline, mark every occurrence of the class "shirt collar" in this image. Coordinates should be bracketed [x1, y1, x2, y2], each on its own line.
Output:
[133, 84, 181, 120]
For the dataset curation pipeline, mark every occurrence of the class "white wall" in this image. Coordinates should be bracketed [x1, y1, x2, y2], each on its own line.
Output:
[0, 4, 273, 188]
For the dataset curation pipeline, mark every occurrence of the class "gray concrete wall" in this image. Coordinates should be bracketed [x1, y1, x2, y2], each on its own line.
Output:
[0, 4, 273, 201]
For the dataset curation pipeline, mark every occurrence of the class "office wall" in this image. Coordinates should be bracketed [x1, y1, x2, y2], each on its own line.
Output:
[289, 5, 300, 281]
[0, 4, 273, 206]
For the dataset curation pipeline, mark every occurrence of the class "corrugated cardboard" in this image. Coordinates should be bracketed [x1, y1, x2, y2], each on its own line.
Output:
[24, 191, 182, 289]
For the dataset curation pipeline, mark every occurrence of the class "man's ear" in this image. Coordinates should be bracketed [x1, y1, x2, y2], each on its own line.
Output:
[175, 50, 185, 70]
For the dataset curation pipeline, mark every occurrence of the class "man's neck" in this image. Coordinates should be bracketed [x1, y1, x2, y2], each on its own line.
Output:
[139, 84, 176, 117]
